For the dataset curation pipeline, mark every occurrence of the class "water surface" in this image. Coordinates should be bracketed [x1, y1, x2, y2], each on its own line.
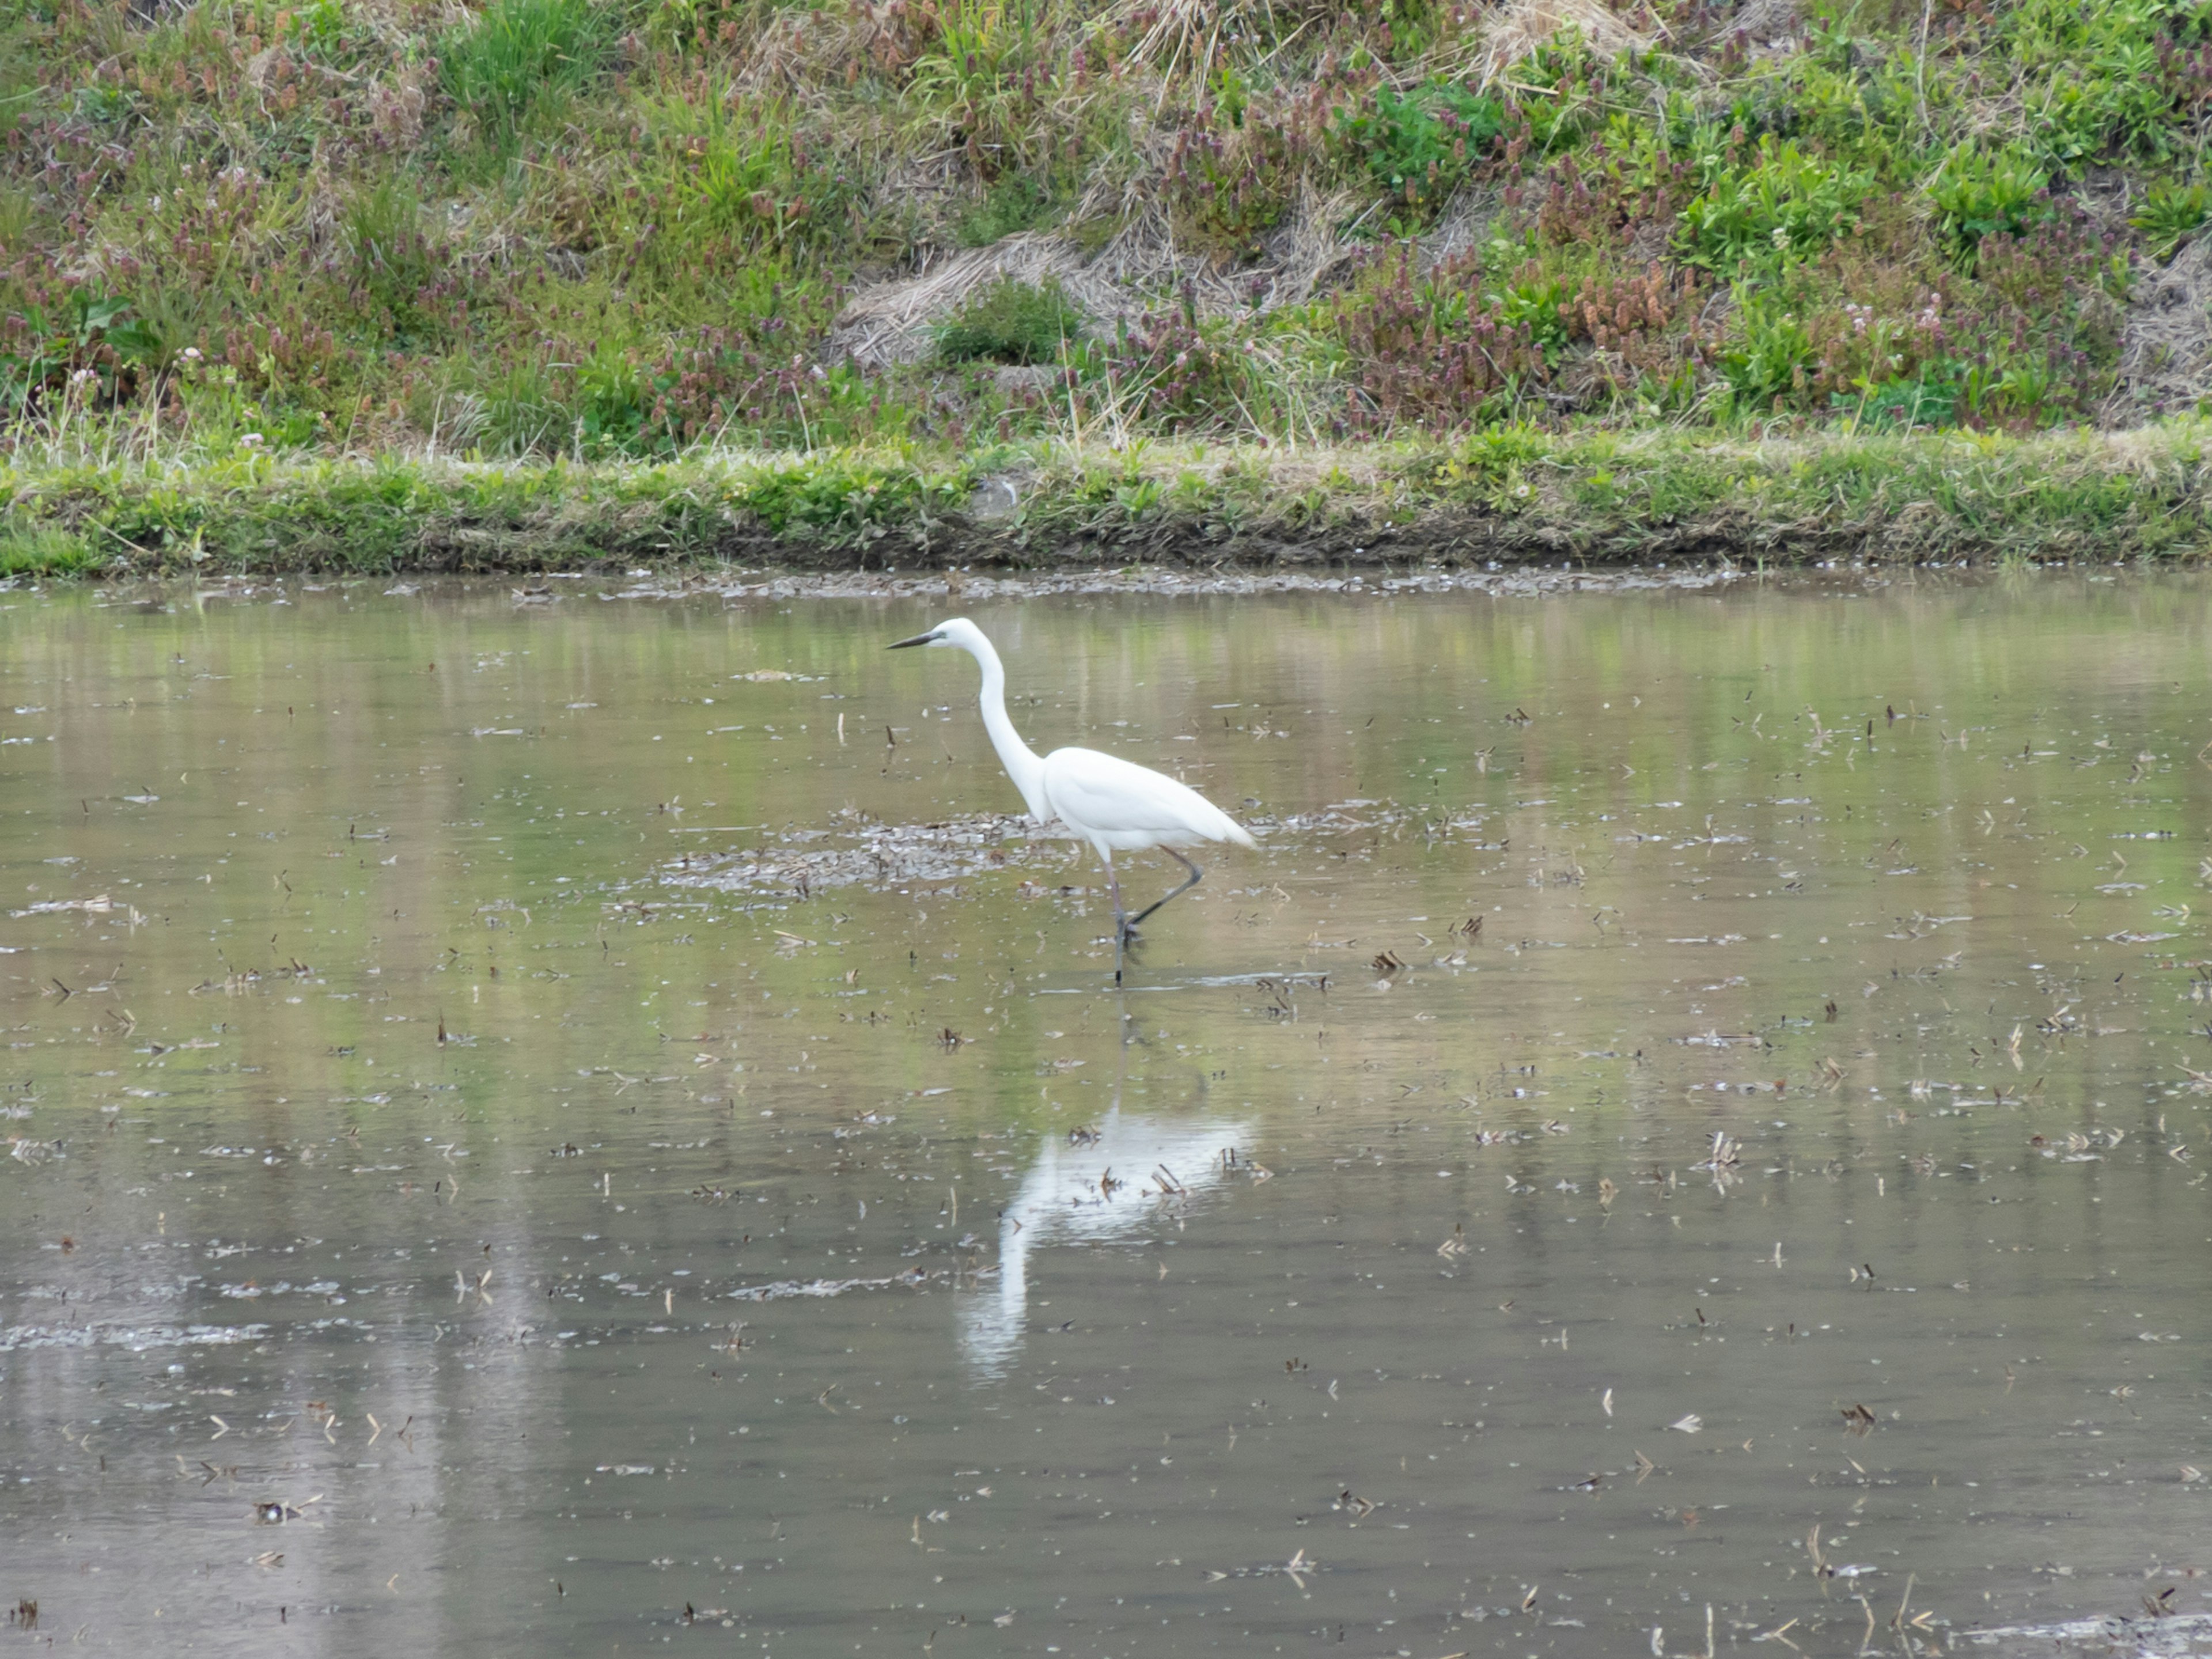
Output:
[3, 570, 2210, 1656]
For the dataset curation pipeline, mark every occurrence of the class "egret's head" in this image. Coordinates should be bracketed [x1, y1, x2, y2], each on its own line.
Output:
[887, 616, 983, 653]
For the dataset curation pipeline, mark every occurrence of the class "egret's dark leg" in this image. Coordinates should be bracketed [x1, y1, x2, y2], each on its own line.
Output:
[1124, 850, 1204, 935]
[1101, 854, 1127, 933]
[1100, 853, 1127, 985]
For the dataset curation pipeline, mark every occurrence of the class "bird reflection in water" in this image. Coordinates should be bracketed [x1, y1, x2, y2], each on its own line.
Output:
[961, 1099, 1251, 1379]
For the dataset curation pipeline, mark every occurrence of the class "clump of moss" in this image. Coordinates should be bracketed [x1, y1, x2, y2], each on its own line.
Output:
[0, 525, 101, 578]
[953, 175, 1067, 248]
[935, 276, 1083, 366]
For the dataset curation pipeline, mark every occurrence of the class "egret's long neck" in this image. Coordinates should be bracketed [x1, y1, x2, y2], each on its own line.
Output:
[964, 634, 1048, 819]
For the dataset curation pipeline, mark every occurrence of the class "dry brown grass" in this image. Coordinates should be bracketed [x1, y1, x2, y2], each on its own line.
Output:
[1462, 0, 1658, 87]
[828, 185, 1363, 365]
[2104, 236, 2212, 425]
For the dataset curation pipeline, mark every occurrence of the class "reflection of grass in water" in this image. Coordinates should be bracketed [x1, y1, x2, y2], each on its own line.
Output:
[17, 559, 2212, 1141]
[7, 573, 2208, 1154]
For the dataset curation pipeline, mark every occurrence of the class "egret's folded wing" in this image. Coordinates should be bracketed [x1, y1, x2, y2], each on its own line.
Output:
[1044, 748, 1253, 844]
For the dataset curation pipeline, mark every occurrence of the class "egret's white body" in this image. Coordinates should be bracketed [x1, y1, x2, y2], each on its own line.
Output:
[889, 616, 1253, 978]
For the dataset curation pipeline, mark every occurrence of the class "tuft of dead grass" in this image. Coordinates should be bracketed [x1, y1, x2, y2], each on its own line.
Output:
[1464, 0, 1658, 89]
[828, 187, 1363, 366]
[1118, 0, 1336, 79]
[2105, 237, 2212, 425]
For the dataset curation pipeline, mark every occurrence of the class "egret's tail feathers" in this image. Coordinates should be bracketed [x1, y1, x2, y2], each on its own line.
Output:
[1223, 820, 1256, 849]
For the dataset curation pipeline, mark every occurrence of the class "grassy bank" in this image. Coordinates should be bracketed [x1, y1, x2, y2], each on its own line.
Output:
[6, 421, 2211, 578]
[12, 0, 2212, 483]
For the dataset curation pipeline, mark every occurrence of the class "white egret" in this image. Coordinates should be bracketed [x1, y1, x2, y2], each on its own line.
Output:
[888, 616, 1254, 982]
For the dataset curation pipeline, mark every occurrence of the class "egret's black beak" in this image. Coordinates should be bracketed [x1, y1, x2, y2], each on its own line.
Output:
[887, 630, 941, 650]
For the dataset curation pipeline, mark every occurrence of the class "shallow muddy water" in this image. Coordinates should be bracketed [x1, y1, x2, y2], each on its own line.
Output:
[2, 569, 2211, 1657]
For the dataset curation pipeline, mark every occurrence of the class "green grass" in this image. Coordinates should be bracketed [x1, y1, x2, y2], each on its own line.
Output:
[5, 426, 2211, 580]
[935, 276, 1082, 366]
[439, 0, 615, 143]
[0, 524, 100, 577]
